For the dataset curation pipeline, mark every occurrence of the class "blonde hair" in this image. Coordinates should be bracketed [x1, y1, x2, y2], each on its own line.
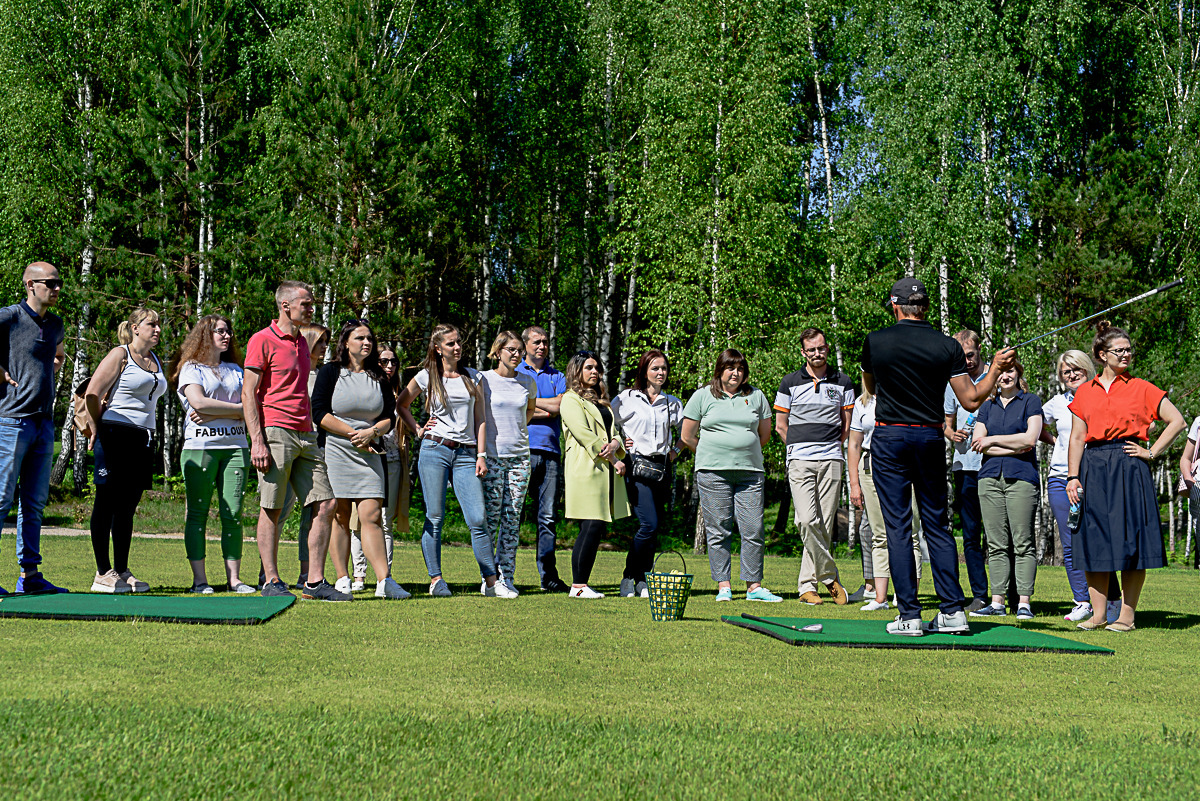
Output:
[488, 330, 523, 361]
[117, 308, 159, 345]
[422, 323, 479, 411]
[1056, 349, 1095, 386]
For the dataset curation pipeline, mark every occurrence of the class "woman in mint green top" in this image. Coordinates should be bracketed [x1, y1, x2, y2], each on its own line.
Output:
[681, 349, 781, 603]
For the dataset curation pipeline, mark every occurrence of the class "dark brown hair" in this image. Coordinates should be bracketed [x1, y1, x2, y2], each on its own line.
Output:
[1092, 319, 1130, 361]
[709, 349, 752, 398]
[635, 349, 669, 393]
[565, 350, 609, 406]
[799, 328, 826, 347]
[336, 320, 386, 383]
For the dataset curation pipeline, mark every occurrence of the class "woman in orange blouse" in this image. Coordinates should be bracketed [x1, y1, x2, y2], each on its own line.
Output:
[1066, 321, 1185, 631]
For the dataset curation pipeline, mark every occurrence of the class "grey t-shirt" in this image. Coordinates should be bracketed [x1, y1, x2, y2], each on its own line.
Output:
[480, 369, 536, 458]
[415, 367, 481, 445]
[0, 302, 64, 418]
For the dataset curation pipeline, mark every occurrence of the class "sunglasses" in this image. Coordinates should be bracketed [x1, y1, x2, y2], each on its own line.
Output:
[379, 358, 398, 365]
[30, 279, 64, 290]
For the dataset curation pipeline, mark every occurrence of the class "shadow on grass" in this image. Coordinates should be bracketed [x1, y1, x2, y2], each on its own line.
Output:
[1131, 609, 1200, 630]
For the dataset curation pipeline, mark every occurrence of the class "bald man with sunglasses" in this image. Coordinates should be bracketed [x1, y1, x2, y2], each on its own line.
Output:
[0, 262, 67, 594]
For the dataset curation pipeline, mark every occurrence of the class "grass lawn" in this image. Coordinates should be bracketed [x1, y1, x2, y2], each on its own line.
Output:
[3, 533, 1200, 799]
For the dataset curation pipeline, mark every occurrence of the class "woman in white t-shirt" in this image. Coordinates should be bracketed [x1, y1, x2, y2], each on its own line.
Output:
[1179, 415, 1200, 562]
[169, 314, 252, 594]
[396, 323, 514, 598]
[479, 331, 537, 593]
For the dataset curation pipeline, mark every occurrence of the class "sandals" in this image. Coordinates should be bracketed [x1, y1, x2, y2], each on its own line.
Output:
[1076, 619, 1107, 631]
[1105, 621, 1136, 632]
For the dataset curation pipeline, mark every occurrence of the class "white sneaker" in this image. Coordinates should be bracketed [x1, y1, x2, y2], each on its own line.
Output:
[91, 569, 131, 594]
[922, 609, 970, 634]
[886, 616, 924, 636]
[481, 580, 518, 598]
[639, 587, 649, 599]
[1064, 601, 1093, 622]
[352, 576, 366, 592]
[860, 599, 890, 611]
[1106, 600, 1122, 624]
[568, 585, 604, 599]
[376, 577, 411, 600]
[334, 576, 352, 595]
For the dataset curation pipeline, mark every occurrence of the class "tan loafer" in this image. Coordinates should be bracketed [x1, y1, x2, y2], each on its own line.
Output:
[799, 591, 823, 605]
[826, 580, 849, 605]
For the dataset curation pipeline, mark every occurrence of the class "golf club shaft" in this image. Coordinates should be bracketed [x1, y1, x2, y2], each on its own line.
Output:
[741, 613, 804, 632]
[1012, 279, 1184, 350]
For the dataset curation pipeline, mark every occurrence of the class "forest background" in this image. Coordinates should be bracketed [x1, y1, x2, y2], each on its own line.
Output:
[2, 0, 1199, 557]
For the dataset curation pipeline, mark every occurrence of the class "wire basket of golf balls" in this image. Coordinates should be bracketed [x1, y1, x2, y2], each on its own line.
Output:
[646, 550, 694, 622]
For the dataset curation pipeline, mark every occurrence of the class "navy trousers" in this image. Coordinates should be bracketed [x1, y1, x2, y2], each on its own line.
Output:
[871, 424, 965, 620]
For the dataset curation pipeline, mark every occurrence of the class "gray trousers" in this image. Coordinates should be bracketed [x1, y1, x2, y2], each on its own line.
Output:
[697, 469, 766, 584]
[978, 476, 1038, 597]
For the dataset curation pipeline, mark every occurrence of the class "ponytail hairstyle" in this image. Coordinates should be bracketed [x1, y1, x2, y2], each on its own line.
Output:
[1092, 320, 1131, 361]
[168, 314, 240, 385]
[488, 330, 524, 362]
[565, 350, 610, 406]
[117, 307, 159, 346]
[335, 319, 386, 383]
[422, 323, 479, 412]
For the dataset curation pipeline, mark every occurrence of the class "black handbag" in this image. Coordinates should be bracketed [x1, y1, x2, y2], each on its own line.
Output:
[631, 454, 667, 482]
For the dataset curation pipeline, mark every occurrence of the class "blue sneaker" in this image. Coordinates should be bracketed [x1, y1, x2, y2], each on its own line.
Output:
[15, 572, 67, 595]
[715, 587, 733, 602]
[746, 586, 783, 603]
[0, 584, 8, 596]
[429, 578, 452, 597]
[1016, 605, 1034, 620]
[969, 603, 1006, 617]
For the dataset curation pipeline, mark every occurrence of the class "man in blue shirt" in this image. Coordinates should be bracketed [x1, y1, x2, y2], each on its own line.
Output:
[0, 262, 69, 594]
[517, 326, 569, 592]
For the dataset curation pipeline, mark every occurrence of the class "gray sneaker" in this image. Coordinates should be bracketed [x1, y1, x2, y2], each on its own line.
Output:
[635, 580, 648, 599]
[619, 577, 637, 598]
[261, 580, 294, 598]
[922, 609, 970, 634]
[301, 580, 352, 602]
[886, 616, 924, 637]
[429, 578, 452, 597]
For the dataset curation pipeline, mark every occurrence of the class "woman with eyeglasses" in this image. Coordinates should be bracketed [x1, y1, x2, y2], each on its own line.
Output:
[680, 349, 781, 602]
[1067, 321, 1186, 631]
[85, 307, 167, 593]
[396, 323, 513, 598]
[310, 320, 409, 600]
[348, 347, 411, 590]
[611, 349, 683, 598]
[560, 351, 630, 598]
[168, 314, 252, 594]
[1041, 349, 1116, 623]
[479, 331, 538, 593]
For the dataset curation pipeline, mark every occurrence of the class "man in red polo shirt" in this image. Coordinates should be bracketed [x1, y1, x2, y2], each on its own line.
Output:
[242, 281, 347, 601]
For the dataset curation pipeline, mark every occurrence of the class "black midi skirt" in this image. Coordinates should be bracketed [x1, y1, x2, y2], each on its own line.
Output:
[1078, 440, 1165, 572]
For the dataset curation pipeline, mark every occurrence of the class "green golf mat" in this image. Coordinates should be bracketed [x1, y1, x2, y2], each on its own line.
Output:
[0, 593, 295, 625]
[723, 615, 1114, 655]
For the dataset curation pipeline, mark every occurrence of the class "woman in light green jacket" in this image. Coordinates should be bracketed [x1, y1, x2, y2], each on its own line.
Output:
[561, 350, 631, 598]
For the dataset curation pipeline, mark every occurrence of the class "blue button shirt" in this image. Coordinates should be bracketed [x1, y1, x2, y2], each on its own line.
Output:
[516, 360, 566, 454]
[976, 390, 1043, 486]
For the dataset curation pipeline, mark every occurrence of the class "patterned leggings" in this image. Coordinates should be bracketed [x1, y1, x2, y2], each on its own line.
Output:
[483, 455, 531, 583]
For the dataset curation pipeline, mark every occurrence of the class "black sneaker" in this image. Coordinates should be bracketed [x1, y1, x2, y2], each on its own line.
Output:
[261, 580, 295, 598]
[541, 577, 570, 593]
[302, 579, 352, 602]
[966, 597, 989, 614]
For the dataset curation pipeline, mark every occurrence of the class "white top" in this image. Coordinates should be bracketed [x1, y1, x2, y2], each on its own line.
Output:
[612, 388, 683, 457]
[177, 361, 248, 449]
[479, 370, 536, 458]
[102, 346, 167, 430]
[1187, 416, 1200, 474]
[1042, 390, 1076, 479]
[943, 366, 988, 472]
[849, 396, 876, 451]
[415, 367, 480, 445]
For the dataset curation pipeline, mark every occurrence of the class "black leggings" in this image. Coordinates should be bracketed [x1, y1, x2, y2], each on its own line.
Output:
[572, 519, 606, 585]
[91, 422, 152, 574]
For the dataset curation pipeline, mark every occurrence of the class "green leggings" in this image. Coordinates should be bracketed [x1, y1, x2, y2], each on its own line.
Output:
[182, 448, 249, 561]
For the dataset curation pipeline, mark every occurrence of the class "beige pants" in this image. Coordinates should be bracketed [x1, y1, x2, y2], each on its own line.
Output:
[859, 453, 923, 580]
[789, 459, 843, 594]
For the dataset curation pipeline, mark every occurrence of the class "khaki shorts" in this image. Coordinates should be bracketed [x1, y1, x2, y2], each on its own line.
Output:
[259, 427, 335, 510]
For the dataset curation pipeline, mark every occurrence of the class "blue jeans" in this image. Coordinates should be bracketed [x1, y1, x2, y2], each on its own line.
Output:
[953, 470, 988, 600]
[872, 425, 965, 620]
[416, 440, 497, 581]
[0, 415, 54, 569]
[625, 471, 670, 581]
[527, 450, 562, 583]
[1048, 476, 1090, 604]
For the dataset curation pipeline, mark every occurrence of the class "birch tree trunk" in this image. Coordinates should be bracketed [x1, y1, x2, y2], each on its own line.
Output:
[579, 159, 594, 349]
[69, 72, 97, 491]
[709, 3, 725, 346]
[549, 187, 560, 364]
[476, 177, 492, 367]
[196, 32, 212, 314]
[808, 6, 842, 369]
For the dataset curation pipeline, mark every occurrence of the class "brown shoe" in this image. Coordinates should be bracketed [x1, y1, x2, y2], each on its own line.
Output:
[826, 580, 849, 605]
[799, 591, 823, 605]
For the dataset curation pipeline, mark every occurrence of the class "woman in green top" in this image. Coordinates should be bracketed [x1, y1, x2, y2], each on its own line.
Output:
[680, 349, 782, 602]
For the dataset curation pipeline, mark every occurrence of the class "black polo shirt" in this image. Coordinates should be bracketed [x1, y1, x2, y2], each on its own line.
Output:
[861, 319, 966, 426]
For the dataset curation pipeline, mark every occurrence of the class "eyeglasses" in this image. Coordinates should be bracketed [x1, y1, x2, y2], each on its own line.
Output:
[501, 346, 523, 355]
[1107, 347, 1134, 357]
[213, 328, 232, 337]
[1060, 367, 1085, 378]
[30, 279, 63, 290]
[803, 345, 829, 355]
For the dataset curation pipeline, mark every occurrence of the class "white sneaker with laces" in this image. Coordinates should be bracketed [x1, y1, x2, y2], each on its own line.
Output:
[861, 599, 890, 611]
[568, 585, 604, 599]
[481, 580, 518, 598]
[1106, 600, 1122, 624]
[922, 609, 970, 634]
[334, 576, 352, 595]
[352, 576, 366, 592]
[886, 616, 924, 637]
[377, 577, 412, 600]
[1064, 601, 1093, 622]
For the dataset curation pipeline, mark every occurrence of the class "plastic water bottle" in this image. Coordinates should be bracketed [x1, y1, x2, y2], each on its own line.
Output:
[1068, 488, 1083, 531]
[963, 412, 977, 435]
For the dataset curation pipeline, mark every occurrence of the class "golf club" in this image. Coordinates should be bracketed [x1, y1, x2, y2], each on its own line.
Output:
[741, 614, 822, 633]
[1012, 279, 1185, 350]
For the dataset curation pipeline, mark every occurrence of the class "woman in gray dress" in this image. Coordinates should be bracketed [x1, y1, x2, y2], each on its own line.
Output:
[311, 320, 409, 600]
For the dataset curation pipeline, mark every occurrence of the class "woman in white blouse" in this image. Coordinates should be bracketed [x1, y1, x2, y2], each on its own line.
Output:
[612, 349, 683, 598]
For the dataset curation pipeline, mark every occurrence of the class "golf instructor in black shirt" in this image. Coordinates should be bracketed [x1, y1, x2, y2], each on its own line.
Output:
[861, 278, 1014, 636]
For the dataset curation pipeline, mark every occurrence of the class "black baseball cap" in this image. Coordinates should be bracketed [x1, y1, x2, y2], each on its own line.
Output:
[889, 277, 927, 306]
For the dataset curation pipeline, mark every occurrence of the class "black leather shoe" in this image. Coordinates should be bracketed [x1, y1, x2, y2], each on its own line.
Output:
[541, 578, 570, 593]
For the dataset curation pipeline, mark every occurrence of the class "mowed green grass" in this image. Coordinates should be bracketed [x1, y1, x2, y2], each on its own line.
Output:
[3, 536, 1200, 799]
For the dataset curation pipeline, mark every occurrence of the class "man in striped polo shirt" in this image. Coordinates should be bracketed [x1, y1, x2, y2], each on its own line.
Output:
[774, 328, 856, 604]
